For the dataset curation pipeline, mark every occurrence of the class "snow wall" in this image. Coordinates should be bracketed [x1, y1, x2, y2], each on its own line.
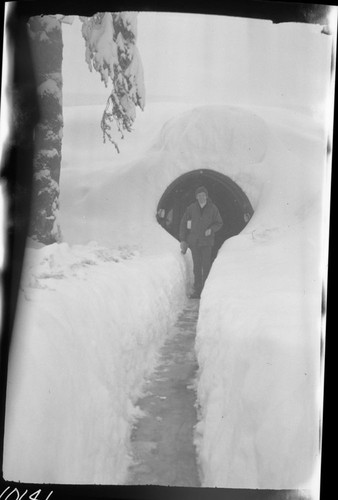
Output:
[4, 104, 328, 489]
[4, 244, 188, 484]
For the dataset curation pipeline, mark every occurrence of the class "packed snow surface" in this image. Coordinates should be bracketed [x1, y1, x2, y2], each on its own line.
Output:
[4, 102, 328, 492]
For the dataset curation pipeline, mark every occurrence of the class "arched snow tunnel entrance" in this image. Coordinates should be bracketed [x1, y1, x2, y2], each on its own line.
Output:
[157, 169, 254, 259]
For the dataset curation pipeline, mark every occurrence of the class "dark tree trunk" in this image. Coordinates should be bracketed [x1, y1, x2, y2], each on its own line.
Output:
[27, 15, 63, 244]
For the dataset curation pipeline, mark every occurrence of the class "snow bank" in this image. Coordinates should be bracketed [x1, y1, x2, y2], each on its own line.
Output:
[60, 103, 325, 250]
[4, 101, 328, 490]
[191, 109, 327, 491]
[195, 217, 323, 490]
[4, 101, 195, 484]
[59, 102, 327, 491]
[4, 242, 189, 483]
[59, 104, 274, 247]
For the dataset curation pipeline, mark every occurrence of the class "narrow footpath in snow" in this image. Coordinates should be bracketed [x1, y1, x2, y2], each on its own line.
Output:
[126, 299, 201, 487]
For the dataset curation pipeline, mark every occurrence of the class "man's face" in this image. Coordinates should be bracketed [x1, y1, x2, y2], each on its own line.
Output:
[196, 192, 207, 206]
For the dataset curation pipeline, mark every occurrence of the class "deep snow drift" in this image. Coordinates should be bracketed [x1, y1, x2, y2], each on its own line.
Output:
[4, 240, 189, 484]
[195, 214, 323, 490]
[3, 102, 329, 493]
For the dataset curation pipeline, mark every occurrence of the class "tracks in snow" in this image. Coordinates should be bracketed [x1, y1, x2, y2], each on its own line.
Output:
[126, 299, 201, 487]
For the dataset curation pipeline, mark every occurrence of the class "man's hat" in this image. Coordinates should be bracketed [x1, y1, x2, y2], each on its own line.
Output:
[195, 186, 208, 197]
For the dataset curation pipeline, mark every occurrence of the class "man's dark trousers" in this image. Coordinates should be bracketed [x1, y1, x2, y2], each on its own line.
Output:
[190, 244, 212, 294]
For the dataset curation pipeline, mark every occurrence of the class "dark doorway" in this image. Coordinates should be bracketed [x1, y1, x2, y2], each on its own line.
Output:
[157, 169, 254, 260]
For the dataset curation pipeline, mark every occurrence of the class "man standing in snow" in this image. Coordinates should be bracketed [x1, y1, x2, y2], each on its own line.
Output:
[179, 186, 223, 299]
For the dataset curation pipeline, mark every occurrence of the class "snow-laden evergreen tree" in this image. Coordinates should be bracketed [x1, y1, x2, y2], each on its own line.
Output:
[81, 12, 145, 152]
[27, 12, 145, 244]
[27, 15, 63, 245]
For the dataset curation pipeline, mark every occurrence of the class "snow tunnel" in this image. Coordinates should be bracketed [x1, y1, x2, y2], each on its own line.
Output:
[157, 169, 254, 260]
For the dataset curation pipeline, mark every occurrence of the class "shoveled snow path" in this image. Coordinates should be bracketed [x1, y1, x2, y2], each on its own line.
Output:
[126, 299, 201, 487]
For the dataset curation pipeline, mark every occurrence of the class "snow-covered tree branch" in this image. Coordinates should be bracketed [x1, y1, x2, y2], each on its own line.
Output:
[81, 12, 145, 152]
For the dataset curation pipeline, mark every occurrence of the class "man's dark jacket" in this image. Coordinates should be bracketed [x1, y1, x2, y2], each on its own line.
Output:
[179, 199, 223, 248]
